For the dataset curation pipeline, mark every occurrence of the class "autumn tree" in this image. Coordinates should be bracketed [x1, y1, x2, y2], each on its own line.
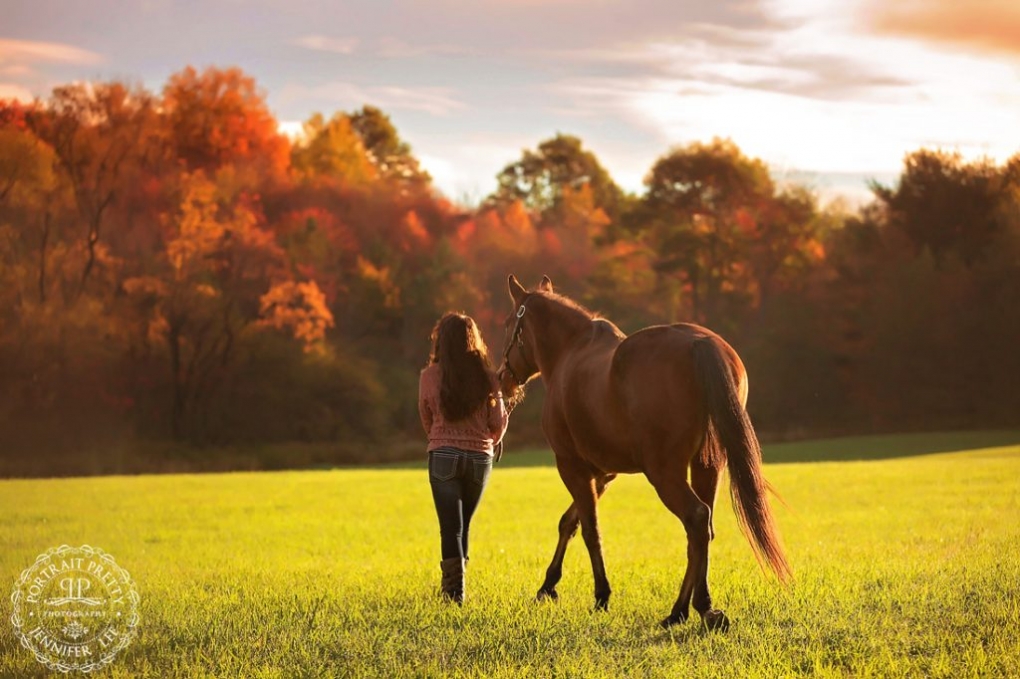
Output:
[490, 134, 625, 228]
[870, 150, 1005, 266]
[7, 66, 1020, 472]
[0, 113, 64, 305]
[349, 105, 430, 187]
[123, 171, 297, 440]
[641, 138, 774, 327]
[744, 186, 825, 313]
[27, 82, 159, 300]
[290, 112, 377, 186]
[162, 66, 289, 181]
[0, 103, 42, 204]
[1, 95, 141, 458]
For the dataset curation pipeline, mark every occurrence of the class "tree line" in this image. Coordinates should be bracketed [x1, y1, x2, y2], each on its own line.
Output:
[1, 66, 1017, 474]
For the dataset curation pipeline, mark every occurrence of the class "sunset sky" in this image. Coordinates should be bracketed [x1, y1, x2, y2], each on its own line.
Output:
[3, 0, 1019, 204]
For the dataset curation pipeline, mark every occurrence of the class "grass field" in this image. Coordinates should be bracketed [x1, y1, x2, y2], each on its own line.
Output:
[2, 431, 1019, 677]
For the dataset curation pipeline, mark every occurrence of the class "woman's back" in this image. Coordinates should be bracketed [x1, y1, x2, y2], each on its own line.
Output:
[419, 363, 506, 456]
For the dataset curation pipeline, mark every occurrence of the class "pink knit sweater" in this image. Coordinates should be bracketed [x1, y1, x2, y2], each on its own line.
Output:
[418, 364, 508, 455]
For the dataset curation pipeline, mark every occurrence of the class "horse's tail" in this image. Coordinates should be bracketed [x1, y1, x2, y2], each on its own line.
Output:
[692, 337, 792, 583]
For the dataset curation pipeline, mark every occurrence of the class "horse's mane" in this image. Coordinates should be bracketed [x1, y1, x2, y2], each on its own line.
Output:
[535, 291, 596, 319]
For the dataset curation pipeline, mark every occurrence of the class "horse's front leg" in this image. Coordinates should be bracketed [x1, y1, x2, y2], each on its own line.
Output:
[580, 504, 611, 611]
[536, 503, 577, 601]
[537, 474, 614, 602]
[554, 460, 613, 611]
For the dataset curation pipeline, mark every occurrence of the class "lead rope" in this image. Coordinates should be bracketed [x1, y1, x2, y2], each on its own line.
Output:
[495, 304, 526, 464]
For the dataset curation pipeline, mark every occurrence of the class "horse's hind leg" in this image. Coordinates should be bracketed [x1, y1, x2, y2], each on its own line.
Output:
[537, 474, 614, 601]
[689, 454, 726, 625]
[691, 432, 723, 541]
[650, 474, 730, 631]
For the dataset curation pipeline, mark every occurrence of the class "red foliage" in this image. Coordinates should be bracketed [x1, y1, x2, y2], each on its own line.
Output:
[0, 99, 32, 130]
[162, 66, 289, 178]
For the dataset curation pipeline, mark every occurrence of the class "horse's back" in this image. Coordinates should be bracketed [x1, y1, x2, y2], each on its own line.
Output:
[611, 324, 703, 404]
[609, 323, 745, 449]
[614, 322, 744, 380]
[612, 322, 714, 376]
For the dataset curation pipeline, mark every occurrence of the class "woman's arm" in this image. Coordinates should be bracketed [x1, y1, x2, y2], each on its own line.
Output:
[418, 371, 433, 435]
[487, 390, 509, 445]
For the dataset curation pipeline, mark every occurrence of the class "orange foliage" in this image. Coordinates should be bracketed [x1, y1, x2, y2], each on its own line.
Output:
[735, 207, 757, 233]
[16, 66, 1010, 456]
[356, 255, 401, 309]
[258, 280, 335, 350]
[540, 229, 562, 256]
[468, 201, 538, 258]
[558, 183, 610, 239]
[398, 210, 431, 252]
[163, 66, 289, 178]
[165, 173, 225, 277]
[455, 218, 476, 245]
[502, 200, 536, 240]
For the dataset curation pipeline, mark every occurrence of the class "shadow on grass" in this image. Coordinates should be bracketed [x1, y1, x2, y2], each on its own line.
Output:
[475, 429, 1020, 468]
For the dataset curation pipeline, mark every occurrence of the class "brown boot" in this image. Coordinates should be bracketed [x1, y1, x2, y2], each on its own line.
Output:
[439, 557, 465, 605]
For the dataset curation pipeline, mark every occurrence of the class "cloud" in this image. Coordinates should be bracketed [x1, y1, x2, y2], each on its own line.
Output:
[0, 65, 34, 78]
[294, 35, 359, 54]
[315, 0, 781, 55]
[542, 26, 918, 109]
[868, 0, 1020, 56]
[294, 34, 471, 59]
[412, 133, 547, 200]
[688, 53, 914, 101]
[540, 4, 1020, 177]
[282, 82, 467, 116]
[0, 38, 103, 65]
[376, 38, 472, 59]
[0, 38, 103, 102]
[295, 34, 359, 54]
[0, 82, 34, 101]
[529, 23, 775, 65]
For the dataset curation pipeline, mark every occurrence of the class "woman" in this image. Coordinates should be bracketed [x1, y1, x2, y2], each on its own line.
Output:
[419, 312, 509, 604]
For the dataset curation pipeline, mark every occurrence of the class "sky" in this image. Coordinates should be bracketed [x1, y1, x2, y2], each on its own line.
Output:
[2, 0, 1020, 205]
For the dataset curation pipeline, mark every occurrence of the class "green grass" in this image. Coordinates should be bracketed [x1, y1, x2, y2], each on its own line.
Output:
[2, 432, 1019, 677]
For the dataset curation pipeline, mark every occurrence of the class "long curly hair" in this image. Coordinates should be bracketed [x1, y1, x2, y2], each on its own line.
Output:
[428, 312, 494, 421]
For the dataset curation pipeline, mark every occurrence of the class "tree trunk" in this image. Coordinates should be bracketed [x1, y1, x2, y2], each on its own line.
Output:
[169, 324, 185, 440]
[38, 212, 50, 304]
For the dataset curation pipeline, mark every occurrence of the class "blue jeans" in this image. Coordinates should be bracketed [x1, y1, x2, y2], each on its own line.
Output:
[428, 447, 493, 560]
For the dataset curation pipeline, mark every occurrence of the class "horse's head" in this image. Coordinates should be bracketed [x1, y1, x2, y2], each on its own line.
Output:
[497, 274, 552, 404]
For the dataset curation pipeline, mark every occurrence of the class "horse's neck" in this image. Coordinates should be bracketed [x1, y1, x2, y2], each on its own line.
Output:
[533, 302, 594, 377]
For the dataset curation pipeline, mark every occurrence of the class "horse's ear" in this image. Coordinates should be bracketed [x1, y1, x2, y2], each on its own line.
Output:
[539, 275, 553, 293]
[508, 274, 526, 305]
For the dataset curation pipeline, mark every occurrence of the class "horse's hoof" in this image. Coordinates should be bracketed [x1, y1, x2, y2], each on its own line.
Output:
[536, 588, 558, 602]
[659, 612, 688, 629]
[701, 609, 730, 632]
[593, 598, 610, 612]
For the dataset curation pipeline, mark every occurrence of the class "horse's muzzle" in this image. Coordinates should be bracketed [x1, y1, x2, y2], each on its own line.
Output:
[497, 364, 514, 389]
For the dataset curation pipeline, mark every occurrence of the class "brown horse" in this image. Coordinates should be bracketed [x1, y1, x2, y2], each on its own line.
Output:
[497, 275, 791, 630]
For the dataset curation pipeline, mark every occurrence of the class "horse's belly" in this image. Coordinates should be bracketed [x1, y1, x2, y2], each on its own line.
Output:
[564, 411, 642, 474]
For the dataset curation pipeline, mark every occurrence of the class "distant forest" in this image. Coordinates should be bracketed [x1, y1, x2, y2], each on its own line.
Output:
[1, 66, 1018, 475]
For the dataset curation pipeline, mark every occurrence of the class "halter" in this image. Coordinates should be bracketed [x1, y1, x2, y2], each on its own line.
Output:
[500, 303, 528, 386]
